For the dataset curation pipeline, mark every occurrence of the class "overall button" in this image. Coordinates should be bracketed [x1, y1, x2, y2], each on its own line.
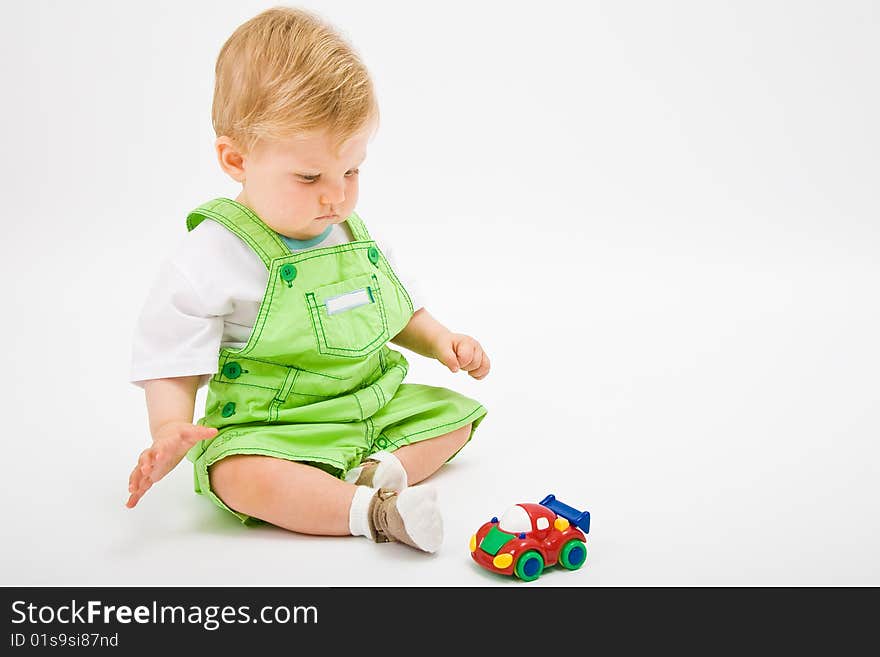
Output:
[280, 264, 297, 286]
[221, 402, 236, 418]
[376, 436, 389, 449]
[367, 247, 380, 265]
[222, 362, 242, 379]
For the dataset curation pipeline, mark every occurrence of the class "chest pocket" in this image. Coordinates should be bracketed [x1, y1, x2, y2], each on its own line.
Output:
[306, 273, 390, 358]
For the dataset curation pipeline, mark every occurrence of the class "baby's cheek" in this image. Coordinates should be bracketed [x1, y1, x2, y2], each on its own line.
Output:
[346, 178, 359, 201]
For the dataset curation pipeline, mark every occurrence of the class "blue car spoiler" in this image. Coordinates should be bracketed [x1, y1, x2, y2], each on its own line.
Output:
[539, 494, 590, 533]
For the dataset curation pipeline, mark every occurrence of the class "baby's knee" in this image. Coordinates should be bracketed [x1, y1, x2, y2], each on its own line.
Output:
[452, 422, 472, 449]
[209, 454, 267, 510]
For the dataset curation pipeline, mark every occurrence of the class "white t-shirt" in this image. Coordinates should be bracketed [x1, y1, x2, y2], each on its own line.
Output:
[130, 218, 423, 388]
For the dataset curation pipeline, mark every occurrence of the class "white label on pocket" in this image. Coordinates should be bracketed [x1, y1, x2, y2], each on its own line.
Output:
[325, 287, 374, 315]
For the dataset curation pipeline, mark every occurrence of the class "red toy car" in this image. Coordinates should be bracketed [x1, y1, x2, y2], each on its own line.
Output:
[470, 494, 590, 581]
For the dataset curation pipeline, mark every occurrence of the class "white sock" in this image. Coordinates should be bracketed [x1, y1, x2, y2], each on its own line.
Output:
[348, 485, 376, 539]
[343, 450, 408, 490]
[369, 450, 408, 490]
[396, 486, 443, 553]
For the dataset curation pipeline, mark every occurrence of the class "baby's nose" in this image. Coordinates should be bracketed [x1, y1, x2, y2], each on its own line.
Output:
[320, 182, 346, 206]
[321, 193, 344, 206]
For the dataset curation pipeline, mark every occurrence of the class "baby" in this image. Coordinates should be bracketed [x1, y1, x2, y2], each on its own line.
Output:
[125, 7, 489, 553]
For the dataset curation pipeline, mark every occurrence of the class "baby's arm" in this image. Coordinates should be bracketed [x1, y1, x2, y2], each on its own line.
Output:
[391, 308, 491, 380]
[126, 376, 218, 508]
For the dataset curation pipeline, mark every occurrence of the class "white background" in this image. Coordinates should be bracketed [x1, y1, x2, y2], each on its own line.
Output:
[1, 0, 878, 586]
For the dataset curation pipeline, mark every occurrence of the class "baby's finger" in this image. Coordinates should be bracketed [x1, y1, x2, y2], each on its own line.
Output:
[126, 479, 150, 507]
[128, 465, 140, 490]
[126, 480, 151, 508]
[128, 469, 140, 493]
[463, 351, 483, 375]
[455, 340, 477, 370]
[464, 344, 486, 371]
[469, 353, 491, 379]
[467, 346, 486, 371]
[137, 448, 151, 470]
[135, 477, 153, 499]
[130, 459, 147, 488]
[437, 345, 459, 373]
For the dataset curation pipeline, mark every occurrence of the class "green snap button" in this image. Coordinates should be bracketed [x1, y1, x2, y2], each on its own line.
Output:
[221, 402, 236, 418]
[280, 264, 297, 286]
[222, 362, 242, 379]
[367, 247, 380, 265]
[376, 436, 389, 448]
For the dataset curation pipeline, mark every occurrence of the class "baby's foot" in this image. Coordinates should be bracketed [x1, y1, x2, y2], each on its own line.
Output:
[369, 487, 443, 553]
[344, 450, 408, 491]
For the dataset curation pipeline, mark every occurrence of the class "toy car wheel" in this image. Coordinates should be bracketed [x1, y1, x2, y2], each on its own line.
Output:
[514, 550, 544, 582]
[559, 539, 587, 571]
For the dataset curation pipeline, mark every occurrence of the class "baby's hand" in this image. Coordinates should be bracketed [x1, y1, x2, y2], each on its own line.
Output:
[435, 333, 491, 380]
[126, 422, 218, 508]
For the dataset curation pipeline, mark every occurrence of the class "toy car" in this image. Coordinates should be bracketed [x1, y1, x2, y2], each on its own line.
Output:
[469, 494, 590, 581]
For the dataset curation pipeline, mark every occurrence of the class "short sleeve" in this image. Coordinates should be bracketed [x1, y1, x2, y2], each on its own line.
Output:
[129, 259, 225, 388]
[373, 235, 425, 312]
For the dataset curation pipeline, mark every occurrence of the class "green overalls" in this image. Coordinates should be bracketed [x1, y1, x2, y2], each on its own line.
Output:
[184, 198, 488, 523]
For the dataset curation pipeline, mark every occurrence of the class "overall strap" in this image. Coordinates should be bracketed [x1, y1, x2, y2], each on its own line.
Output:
[186, 198, 288, 268]
[345, 211, 373, 242]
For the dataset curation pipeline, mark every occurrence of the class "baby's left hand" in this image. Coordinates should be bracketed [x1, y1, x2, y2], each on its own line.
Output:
[435, 333, 490, 380]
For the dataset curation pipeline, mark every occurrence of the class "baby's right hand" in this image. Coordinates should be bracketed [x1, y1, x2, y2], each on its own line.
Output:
[126, 422, 218, 509]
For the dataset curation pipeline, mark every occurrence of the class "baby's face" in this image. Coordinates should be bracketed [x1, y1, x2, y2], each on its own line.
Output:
[236, 123, 373, 240]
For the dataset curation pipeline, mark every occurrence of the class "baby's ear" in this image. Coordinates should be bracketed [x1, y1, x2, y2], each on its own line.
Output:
[215, 136, 246, 182]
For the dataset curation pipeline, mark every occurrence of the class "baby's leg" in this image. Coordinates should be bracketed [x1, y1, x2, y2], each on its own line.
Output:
[392, 422, 472, 485]
[210, 455, 354, 535]
[209, 455, 443, 551]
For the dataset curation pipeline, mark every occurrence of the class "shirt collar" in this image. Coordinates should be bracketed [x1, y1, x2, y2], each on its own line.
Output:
[277, 225, 333, 251]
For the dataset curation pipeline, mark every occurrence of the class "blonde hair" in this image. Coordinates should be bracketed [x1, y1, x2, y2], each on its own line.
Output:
[212, 6, 378, 155]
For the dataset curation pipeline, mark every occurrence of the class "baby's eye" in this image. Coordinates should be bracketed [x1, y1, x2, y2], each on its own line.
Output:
[296, 169, 359, 184]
